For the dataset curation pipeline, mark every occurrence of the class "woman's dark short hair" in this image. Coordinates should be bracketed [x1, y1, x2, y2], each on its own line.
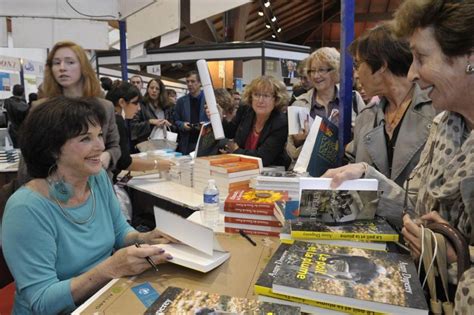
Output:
[349, 23, 413, 77]
[105, 82, 141, 106]
[393, 0, 474, 57]
[19, 97, 106, 178]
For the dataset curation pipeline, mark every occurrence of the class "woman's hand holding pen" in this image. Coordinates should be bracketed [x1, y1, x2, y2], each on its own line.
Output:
[98, 244, 172, 278]
[402, 211, 458, 263]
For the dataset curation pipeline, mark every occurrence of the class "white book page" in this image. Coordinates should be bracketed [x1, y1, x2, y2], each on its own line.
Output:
[154, 206, 214, 255]
[299, 177, 379, 191]
[293, 116, 322, 173]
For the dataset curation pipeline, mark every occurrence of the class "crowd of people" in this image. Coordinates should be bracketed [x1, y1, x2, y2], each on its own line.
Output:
[0, 0, 473, 313]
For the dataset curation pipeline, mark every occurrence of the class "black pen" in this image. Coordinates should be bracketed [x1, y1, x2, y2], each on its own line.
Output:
[135, 243, 159, 272]
[239, 229, 257, 246]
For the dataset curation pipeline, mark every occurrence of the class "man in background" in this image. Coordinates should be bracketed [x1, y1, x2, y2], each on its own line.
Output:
[174, 71, 209, 154]
[4, 84, 29, 147]
[289, 57, 311, 105]
[130, 75, 144, 95]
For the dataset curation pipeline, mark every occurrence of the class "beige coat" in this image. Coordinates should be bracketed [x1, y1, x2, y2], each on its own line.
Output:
[346, 83, 435, 187]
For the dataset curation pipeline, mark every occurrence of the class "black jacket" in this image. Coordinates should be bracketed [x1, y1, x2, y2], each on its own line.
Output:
[223, 105, 291, 169]
[130, 101, 175, 144]
[4, 96, 29, 147]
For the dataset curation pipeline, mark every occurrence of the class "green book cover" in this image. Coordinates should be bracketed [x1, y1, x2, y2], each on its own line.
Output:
[254, 244, 384, 315]
[145, 286, 300, 314]
[290, 217, 399, 242]
[272, 242, 428, 314]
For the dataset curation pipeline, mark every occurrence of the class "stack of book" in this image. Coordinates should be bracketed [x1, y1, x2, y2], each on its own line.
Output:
[255, 242, 428, 314]
[254, 170, 303, 201]
[0, 149, 19, 163]
[279, 217, 399, 251]
[169, 156, 193, 187]
[193, 154, 261, 197]
[223, 189, 288, 237]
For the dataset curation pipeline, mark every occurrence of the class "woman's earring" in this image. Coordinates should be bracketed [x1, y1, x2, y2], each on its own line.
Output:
[466, 63, 474, 74]
[48, 178, 74, 203]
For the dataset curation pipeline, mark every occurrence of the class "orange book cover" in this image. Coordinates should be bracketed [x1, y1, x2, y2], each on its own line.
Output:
[195, 154, 240, 166]
[224, 189, 289, 210]
[211, 162, 259, 174]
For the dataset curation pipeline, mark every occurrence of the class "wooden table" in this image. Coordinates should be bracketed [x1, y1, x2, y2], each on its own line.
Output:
[73, 233, 279, 314]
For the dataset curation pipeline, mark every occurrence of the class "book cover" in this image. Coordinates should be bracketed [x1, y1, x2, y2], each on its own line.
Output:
[224, 222, 282, 233]
[224, 227, 280, 237]
[274, 200, 301, 225]
[145, 286, 300, 314]
[290, 217, 399, 242]
[224, 216, 282, 227]
[224, 211, 278, 222]
[272, 242, 428, 314]
[211, 161, 259, 174]
[294, 116, 339, 177]
[224, 189, 289, 211]
[194, 153, 240, 166]
[254, 244, 379, 315]
[280, 221, 387, 251]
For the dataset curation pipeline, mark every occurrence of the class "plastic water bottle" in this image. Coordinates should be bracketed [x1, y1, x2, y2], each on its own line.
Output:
[202, 179, 219, 229]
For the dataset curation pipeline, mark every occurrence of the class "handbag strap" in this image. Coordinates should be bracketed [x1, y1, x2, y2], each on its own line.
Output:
[422, 228, 442, 315]
[426, 222, 470, 280]
[434, 233, 454, 315]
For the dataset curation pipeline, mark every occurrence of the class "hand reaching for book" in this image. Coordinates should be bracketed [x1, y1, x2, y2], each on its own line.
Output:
[291, 118, 309, 147]
[322, 162, 368, 189]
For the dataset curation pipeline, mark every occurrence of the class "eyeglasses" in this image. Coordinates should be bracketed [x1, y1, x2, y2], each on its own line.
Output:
[252, 93, 274, 100]
[307, 68, 334, 75]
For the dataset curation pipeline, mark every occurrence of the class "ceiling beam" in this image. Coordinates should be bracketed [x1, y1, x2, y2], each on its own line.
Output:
[228, 3, 251, 41]
[302, 1, 341, 44]
[180, 0, 218, 44]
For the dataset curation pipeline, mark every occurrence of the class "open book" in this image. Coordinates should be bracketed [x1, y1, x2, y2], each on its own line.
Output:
[153, 206, 230, 272]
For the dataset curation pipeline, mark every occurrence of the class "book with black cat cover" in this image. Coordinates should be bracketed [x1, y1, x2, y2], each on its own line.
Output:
[145, 286, 301, 314]
[272, 242, 428, 314]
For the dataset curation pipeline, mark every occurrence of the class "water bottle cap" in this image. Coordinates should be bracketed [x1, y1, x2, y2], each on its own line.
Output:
[208, 179, 215, 185]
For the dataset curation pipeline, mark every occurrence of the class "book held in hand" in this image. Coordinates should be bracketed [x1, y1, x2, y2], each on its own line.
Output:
[298, 177, 379, 223]
[145, 286, 301, 314]
[272, 242, 428, 314]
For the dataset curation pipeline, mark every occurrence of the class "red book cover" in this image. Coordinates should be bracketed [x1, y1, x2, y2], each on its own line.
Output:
[195, 154, 240, 166]
[224, 189, 289, 210]
[225, 227, 280, 237]
[224, 216, 282, 227]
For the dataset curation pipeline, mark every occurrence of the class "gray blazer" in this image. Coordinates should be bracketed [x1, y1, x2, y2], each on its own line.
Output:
[346, 84, 435, 187]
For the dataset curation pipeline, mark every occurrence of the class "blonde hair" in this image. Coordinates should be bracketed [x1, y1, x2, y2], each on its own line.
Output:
[44, 41, 102, 97]
[242, 75, 289, 112]
[307, 47, 340, 81]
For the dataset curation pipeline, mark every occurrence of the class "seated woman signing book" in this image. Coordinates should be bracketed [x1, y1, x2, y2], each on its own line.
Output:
[1, 97, 175, 314]
[208, 75, 291, 169]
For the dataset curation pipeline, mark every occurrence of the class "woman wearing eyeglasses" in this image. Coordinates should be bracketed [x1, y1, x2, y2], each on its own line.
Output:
[105, 82, 174, 181]
[346, 23, 436, 191]
[286, 47, 365, 161]
[220, 75, 291, 168]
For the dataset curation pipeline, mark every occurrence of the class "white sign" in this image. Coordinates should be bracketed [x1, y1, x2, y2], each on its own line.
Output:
[0, 55, 21, 72]
[146, 65, 161, 76]
[23, 59, 45, 76]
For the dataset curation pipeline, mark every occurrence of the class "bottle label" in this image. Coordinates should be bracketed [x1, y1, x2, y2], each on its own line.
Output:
[204, 193, 219, 204]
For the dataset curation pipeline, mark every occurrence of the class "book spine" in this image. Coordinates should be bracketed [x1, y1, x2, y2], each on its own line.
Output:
[290, 231, 399, 242]
[225, 202, 274, 210]
[223, 206, 275, 216]
[254, 286, 382, 315]
[224, 217, 282, 227]
[225, 227, 280, 237]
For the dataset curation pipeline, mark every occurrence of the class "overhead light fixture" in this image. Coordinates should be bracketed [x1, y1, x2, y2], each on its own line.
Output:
[264, 1, 270, 8]
[265, 24, 271, 29]
[277, 27, 282, 33]
[258, 11, 264, 16]
[271, 34, 276, 38]
[271, 16, 277, 22]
